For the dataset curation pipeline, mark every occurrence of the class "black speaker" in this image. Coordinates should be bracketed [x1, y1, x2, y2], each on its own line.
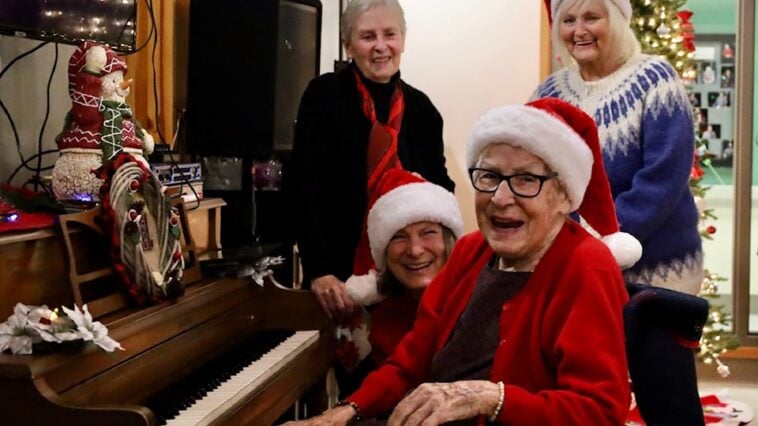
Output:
[187, 0, 322, 159]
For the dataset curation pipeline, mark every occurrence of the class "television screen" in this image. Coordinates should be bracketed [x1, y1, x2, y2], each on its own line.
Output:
[0, 0, 137, 52]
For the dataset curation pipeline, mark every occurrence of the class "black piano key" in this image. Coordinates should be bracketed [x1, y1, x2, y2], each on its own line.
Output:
[145, 330, 294, 424]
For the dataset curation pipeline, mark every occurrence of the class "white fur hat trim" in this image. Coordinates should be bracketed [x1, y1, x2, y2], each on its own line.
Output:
[466, 104, 593, 211]
[368, 181, 463, 270]
[345, 270, 385, 306]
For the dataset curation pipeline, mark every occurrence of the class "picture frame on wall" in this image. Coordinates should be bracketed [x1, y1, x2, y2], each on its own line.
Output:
[699, 61, 717, 85]
[690, 92, 702, 107]
[708, 91, 730, 108]
[721, 66, 734, 88]
[721, 42, 734, 60]
[702, 123, 721, 139]
[696, 108, 708, 131]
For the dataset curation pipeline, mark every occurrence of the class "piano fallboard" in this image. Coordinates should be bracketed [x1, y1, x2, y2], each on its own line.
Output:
[0, 276, 334, 426]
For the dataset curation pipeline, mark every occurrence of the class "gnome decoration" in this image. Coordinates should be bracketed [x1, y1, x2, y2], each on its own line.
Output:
[52, 42, 155, 203]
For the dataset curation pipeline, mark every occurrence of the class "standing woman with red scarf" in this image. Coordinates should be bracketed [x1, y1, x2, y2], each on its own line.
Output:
[286, 0, 454, 321]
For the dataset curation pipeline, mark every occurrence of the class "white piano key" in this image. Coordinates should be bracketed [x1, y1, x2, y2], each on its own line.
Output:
[167, 330, 319, 426]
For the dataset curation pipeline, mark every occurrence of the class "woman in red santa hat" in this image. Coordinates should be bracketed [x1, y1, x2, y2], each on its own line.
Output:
[333, 168, 463, 397]
[285, 98, 640, 425]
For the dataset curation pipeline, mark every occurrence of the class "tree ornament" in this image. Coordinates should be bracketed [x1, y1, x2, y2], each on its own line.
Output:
[656, 22, 671, 38]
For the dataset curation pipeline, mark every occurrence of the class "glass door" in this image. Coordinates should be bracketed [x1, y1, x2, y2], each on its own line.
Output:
[689, 0, 739, 333]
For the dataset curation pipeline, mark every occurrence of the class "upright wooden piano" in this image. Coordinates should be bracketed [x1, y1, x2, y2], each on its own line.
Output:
[0, 198, 334, 425]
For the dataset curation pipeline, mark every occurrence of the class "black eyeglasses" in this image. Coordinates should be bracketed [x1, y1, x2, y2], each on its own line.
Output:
[468, 168, 558, 198]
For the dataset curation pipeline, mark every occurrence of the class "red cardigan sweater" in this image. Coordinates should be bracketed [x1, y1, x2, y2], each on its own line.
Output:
[348, 221, 630, 425]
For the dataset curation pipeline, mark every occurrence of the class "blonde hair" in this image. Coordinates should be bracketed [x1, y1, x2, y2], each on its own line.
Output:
[551, 0, 641, 71]
[340, 0, 406, 47]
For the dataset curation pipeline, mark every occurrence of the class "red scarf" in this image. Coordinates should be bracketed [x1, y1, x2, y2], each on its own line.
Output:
[352, 68, 405, 275]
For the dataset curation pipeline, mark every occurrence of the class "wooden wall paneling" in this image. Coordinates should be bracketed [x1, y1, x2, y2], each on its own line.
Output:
[125, 0, 182, 149]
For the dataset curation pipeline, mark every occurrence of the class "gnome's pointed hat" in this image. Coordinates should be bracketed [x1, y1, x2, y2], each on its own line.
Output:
[466, 97, 642, 269]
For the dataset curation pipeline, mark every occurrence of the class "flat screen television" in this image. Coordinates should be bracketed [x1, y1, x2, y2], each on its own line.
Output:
[0, 0, 137, 52]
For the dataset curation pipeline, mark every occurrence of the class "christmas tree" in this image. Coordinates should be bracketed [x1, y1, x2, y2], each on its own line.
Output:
[630, 0, 696, 79]
[631, 0, 740, 377]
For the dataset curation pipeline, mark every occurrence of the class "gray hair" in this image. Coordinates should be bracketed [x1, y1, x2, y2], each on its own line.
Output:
[376, 226, 456, 298]
[340, 0, 407, 46]
[551, 0, 640, 71]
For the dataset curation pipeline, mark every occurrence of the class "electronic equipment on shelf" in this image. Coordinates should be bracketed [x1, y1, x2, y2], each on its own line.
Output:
[150, 163, 202, 186]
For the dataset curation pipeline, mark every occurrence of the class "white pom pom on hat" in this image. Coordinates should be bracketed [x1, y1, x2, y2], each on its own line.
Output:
[345, 270, 385, 306]
[466, 97, 642, 269]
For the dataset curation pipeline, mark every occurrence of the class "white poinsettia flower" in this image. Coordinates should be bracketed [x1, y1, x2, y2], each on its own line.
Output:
[19, 304, 79, 343]
[25, 305, 57, 331]
[37, 328, 82, 343]
[12, 303, 37, 320]
[61, 305, 123, 352]
[0, 313, 36, 355]
[24, 304, 52, 323]
[92, 333, 123, 353]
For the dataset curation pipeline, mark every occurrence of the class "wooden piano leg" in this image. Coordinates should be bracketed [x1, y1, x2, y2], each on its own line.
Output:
[298, 371, 330, 419]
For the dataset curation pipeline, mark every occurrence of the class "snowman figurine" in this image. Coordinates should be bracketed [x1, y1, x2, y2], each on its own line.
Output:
[52, 42, 154, 202]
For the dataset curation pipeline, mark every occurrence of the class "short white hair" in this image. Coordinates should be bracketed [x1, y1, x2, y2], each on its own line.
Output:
[340, 0, 406, 46]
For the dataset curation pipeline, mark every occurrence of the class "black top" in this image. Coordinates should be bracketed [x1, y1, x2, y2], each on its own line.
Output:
[429, 255, 530, 383]
[284, 63, 454, 286]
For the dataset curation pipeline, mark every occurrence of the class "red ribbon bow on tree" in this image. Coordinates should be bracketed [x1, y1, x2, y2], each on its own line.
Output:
[678, 10, 696, 52]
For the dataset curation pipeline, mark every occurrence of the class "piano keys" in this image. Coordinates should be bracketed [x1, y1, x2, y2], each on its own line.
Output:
[159, 330, 319, 425]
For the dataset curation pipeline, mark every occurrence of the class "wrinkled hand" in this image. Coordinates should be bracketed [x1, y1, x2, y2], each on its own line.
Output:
[280, 405, 356, 426]
[388, 380, 500, 426]
[311, 275, 355, 321]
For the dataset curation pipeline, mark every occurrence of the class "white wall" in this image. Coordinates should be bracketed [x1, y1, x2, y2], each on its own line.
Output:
[319, 0, 543, 231]
[0, 38, 73, 187]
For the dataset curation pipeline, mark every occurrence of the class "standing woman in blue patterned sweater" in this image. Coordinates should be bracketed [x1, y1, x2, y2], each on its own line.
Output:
[534, 0, 703, 294]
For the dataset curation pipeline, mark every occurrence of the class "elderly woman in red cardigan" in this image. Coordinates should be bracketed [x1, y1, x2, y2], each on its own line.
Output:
[288, 98, 640, 426]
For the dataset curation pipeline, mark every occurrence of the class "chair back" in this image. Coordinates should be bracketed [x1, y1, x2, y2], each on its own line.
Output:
[624, 282, 709, 426]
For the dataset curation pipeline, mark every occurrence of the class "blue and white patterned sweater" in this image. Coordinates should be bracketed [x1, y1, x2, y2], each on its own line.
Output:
[534, 54, 703, 294]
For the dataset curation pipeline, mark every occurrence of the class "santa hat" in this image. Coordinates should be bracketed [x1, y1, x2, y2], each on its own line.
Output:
[545, 0, 632, 24]
[466, 97, 642, 269]
[368, 169, 463, 270]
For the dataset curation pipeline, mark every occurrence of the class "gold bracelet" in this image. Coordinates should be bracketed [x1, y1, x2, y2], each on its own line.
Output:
[488, 381, 505, 422]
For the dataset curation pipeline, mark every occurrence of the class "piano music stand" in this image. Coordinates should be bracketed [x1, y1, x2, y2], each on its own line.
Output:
[58, 206, 129, 318]
[57, 198, 203, 319]
[170, 198, 202, 284]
